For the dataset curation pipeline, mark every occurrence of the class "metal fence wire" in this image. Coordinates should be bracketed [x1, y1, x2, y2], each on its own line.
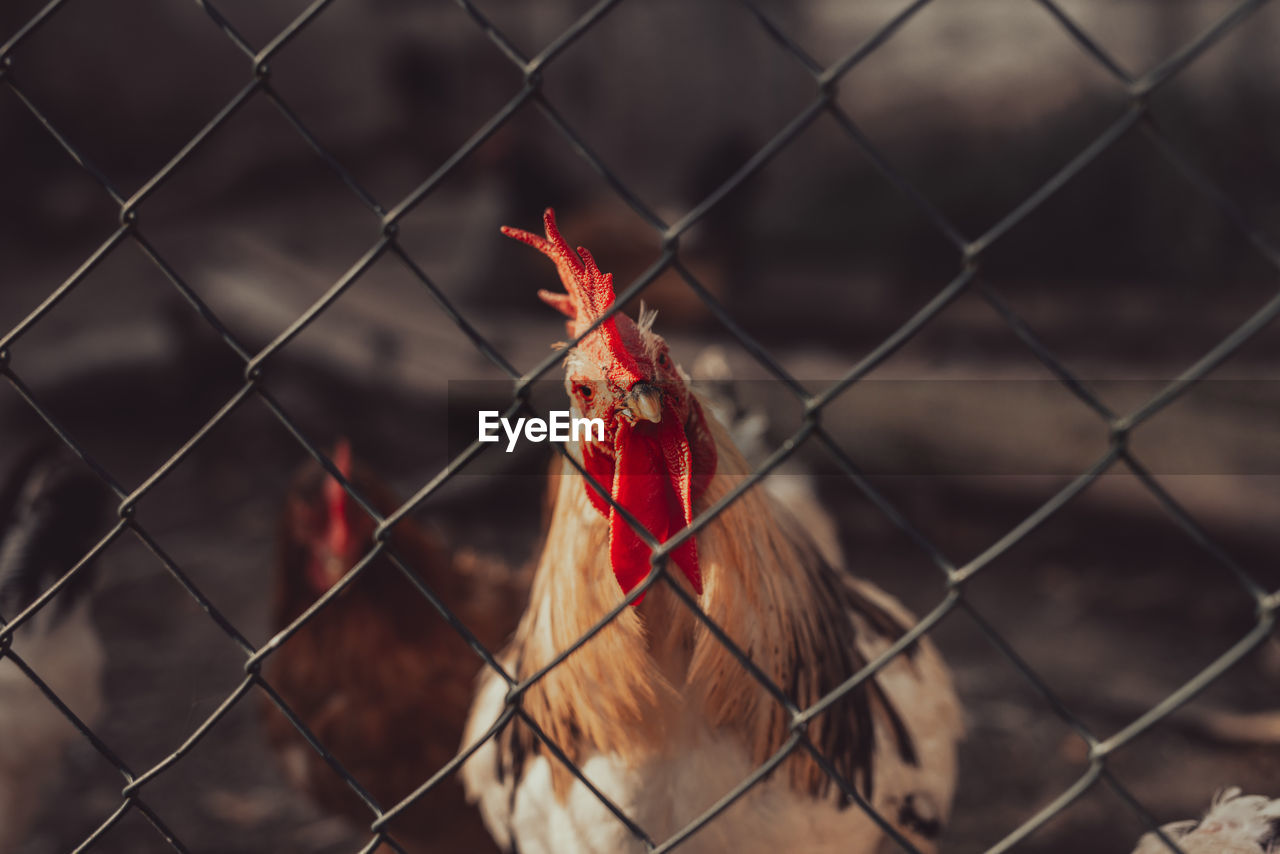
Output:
[2, 0, 1278, 852]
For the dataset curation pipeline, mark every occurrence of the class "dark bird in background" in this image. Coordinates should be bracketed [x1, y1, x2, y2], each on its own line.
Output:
[0, 445, 111, 851]
[264, 440, 528, 852]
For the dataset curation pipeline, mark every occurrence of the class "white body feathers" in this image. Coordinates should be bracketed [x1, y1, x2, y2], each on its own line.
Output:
[1132, 789, 1280, 854]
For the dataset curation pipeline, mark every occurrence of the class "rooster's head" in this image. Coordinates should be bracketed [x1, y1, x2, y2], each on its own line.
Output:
[504, 208, 717, 600]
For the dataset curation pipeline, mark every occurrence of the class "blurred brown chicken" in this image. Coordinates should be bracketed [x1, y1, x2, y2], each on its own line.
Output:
[264, 440, 528, 852]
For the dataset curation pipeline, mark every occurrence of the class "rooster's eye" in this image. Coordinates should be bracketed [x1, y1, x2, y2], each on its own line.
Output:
[575, 384, 594, 401]
[657, 353, 669, 368]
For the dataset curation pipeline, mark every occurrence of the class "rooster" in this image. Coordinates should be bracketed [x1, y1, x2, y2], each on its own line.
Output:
[460, 210, 963, 854]
[0, 445, 110, 851]
[1131, 789, 1280, 854]
[265, 440, 527, 852]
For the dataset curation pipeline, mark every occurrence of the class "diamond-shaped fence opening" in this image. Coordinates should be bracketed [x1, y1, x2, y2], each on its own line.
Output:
[1, 1, 1278, 852]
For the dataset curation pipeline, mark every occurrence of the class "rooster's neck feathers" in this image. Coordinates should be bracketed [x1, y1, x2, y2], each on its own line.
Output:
[498, 407, 922, 803]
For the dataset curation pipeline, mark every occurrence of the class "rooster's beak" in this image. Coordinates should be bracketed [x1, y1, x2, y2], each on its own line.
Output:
[625, 383, 663, 424]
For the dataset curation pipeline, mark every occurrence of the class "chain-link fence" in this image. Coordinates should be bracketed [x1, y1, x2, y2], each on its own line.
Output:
[2, 0, 1278, 852]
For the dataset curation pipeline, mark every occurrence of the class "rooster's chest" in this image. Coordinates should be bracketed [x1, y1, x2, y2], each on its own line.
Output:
[497, 733, 887, 854]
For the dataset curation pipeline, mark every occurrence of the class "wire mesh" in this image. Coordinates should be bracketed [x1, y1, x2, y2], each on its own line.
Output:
[1, 0, 1277, 852]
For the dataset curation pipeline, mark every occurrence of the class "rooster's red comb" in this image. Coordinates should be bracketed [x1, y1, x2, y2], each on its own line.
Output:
[502, 208, 617, 333]
[504, 208, 645, 386]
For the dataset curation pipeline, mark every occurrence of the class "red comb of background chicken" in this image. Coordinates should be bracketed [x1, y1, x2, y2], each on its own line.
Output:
[323, 439, 353, 562]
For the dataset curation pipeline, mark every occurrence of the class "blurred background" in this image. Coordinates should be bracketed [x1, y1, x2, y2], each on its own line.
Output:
[1, 0, 1278, 852]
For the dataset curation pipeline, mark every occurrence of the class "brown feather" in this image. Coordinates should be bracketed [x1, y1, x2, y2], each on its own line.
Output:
[265, 455, 528, 851]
